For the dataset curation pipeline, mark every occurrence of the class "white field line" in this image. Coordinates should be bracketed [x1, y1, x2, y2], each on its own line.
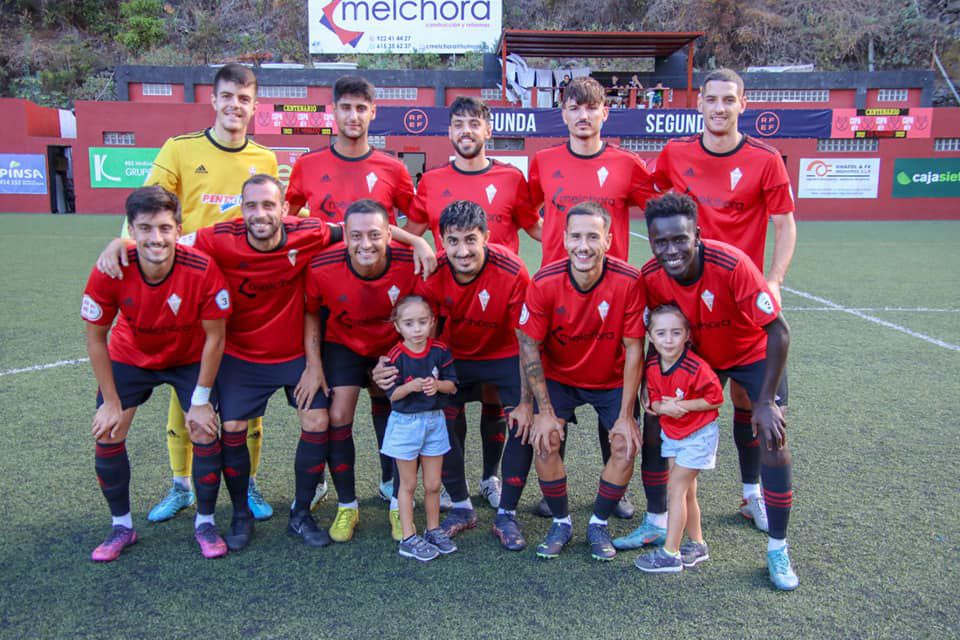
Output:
[784, 307, 960, 312]
[0, 358, 89, 378]
[627, 229, 959, 352]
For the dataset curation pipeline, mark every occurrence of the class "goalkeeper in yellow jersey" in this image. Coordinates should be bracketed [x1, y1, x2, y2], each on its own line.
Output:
[113, 63, 283, 522]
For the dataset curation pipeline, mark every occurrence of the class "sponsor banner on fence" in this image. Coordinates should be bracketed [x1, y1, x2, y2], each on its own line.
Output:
[89, 147, 159, 188]
[308, 0, 502, 54]
[797, 158, 880, 199]
[273, 147, 311, 187]
[831, 108, 933, 139]
[892, 158, 960, 198]
[0, 154, 47, 194]
[258, 106, 832, 139]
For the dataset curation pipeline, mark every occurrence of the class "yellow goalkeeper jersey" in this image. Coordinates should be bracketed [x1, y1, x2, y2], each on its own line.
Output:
[145, 128, 278, 233]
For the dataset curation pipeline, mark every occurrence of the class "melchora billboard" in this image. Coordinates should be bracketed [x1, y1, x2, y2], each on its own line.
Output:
[309, 0, 502, 54]
[892, 158, 960, 198]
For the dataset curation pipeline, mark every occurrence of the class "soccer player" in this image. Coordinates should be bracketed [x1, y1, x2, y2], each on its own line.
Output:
[643, 67, 797, 533]
[372, 201, 531, 549]
[637, 193, 798, 590]
[97, 176, 435, 550]
[138, 62, 279, 523]
[528, 75, 653, 264]
[286, 75, 415, 224]
[516, 201, 645, 561]
[83, 186, 231, 561]
[405, 96, 542, 510]
[304, 199, 422, 543]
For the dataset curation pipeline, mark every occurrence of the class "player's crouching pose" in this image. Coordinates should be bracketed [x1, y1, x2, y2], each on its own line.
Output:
[83, 186, 231, 561]
[637, 193, 798, 590]
[634, 304, 723, 573]
[515, 201, 645, 561]
[383, 296, 459, 561]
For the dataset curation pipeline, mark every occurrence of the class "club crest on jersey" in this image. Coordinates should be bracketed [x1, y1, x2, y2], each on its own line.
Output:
[215, 288, 230, 311]
[431, 366, 439, 379]
[366, 171, 378, 192]
[388, 285, 400, 306]
[167, 293, 182, 316]
[756, 292, 775, 315]
[249, 166, 257, 175]
[478, 289, 491, 311]
[597, 166, 609, 188]
[675, 388, 685, 399]
[701, 290, 715, 311]
[598, 300, 610, 321]
[485, 184, 497, 204]
[287, 249, 298, 266]
[643, 306, 650, 327]
[519, 303, 530, 325]
[730, 167, 743, 190]
[81, 295, 103, 321]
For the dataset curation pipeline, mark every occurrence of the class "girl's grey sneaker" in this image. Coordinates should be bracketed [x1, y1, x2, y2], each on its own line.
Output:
[634, 546, 683, 573]
[399, 534, 440, 562]
[424, 527, 457, 554]
[679, 540, 709, 567]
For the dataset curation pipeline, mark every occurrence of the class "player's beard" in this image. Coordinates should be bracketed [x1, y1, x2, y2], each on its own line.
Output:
[453, 136, 484, 160]
[246, 216, 281, 242]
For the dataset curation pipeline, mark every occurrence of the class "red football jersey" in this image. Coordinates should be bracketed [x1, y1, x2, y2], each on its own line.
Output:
[519, 257, 646, 389]
[528, 142, 653, 263]
[190, 217, 333, 363]
[286, 146, 415, 225]
[641, 239, 781, 371]
[408, 160, 539, 254]
[651, 134, 794, 271]
[645, 347, 723, 440]
[416, 243, 530, 361]
[81, 246, 232, 369]
[305, 243, 420, 358]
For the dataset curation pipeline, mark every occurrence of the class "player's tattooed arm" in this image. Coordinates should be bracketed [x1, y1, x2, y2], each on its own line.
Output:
[755, 314, 790, 450]
[509, 331, 535, 443]
[295, 310, 329, 410]
[518, 331, 550, 412]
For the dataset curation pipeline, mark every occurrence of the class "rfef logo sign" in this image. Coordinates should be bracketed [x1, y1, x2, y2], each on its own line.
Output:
[0, 154, 47, 195]
[308, 0, 502, 54]
[89, 148, 159, 188]
[892, 158, 960, 198]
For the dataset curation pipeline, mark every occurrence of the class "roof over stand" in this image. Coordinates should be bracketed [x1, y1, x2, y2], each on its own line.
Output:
[496, 29, 704, 106]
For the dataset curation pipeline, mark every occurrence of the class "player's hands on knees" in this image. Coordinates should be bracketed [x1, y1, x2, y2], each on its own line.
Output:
[752, 402, 787, 450]
[508, 401, 534, 444]
[531, 411, 564, 457]
[186, 403, 219, 439]
[610, 415, 642, 459]
[411, 238, 437, 280]
[96, 239, 130, 279]
[371, 356, 399, 391]
[295, 363, 328, 411]
[92, 400, 123, 440]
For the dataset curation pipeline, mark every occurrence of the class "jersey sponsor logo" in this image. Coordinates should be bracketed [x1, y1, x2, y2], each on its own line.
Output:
[167, 293, 182, 315]
[81, 295, 103, 321]
[237, 276, 298, 299]
[552, 188, 618, 213]
[388, 284, 400, 306]
[551, 325, 616, 346]
[701, 289, 715, 312]
[478, 289, 490, 311]
[730, 167, 743, 190]
[598, 300, 610, 321]
[288, 249, 299, 266]
[597, 166, 609, 188]
[179, 232, 197, 246]
[215, 288, 231, 310]
[366, 171, 378, 192]
[687, 191, 745, 212]
[519, 303, 530, 325]
[195, 165, 208, 174]
[485, 184, 497, 204]
[694, 319, 732, 330]
[201, 193, 242, 213]
[756, 291, 775, 315]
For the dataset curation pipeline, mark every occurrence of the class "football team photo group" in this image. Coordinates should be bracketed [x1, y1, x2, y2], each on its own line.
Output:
[81, 63, 802, 591]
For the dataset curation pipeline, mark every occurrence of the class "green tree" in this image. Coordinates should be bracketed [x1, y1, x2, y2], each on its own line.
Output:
[117, 0, 167, 52]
